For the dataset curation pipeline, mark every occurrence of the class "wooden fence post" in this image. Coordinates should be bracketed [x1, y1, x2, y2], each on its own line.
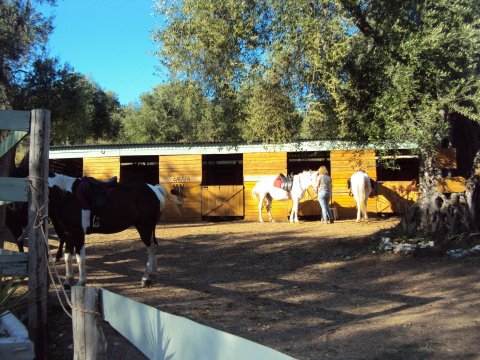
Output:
[72, 286, 107, 360]
[27, 109, 50, 359]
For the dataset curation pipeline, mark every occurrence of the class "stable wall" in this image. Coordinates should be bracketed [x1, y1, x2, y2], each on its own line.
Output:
[60, 143, 470, 223]
[83, 157, 120, 181]
[159, 154, 202, 222]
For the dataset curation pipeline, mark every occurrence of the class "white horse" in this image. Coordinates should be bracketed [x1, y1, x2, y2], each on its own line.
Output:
[348, 171, 373, 222]
[252, 170, 318, 223]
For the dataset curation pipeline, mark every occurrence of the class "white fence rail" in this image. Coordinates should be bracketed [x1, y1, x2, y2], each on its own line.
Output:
[72, 287, 296, 360]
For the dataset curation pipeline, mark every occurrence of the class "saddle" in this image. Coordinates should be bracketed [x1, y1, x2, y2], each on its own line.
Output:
[75, 176, 118, 210]
[274, 173, 294, 192]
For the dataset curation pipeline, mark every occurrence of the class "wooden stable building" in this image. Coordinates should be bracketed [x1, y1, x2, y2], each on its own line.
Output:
[49, 141, 461, 222]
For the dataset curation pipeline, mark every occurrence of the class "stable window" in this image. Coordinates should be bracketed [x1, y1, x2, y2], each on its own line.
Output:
[202, 154, 243, 185]
[120, 156, 159, 184]
[49, 158, 83, 177]
[287, 151, 330, 174]
[376, 150, 419, 181]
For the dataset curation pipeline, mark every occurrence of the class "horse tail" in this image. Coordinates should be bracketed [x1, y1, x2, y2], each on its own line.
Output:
[252, 182, 260, 200]
[358, 186, 367, 214]
[151, 184, 181, 216]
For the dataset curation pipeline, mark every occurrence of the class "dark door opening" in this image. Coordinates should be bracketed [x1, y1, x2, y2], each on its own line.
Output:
[120, 156, 159, 184]
[287, 151, 329, 220]
[202, 154, 243, 185]
[49, 158, 83, 177]
[287, 151, 330, 174]
[376, 150, 419, 181]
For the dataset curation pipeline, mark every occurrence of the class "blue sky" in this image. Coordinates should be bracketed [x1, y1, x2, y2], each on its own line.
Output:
[41, 0, 165, 105]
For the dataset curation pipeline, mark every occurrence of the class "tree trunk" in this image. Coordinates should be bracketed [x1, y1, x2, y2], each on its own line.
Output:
[415, 112, 480, 247]
[417, 158, 480, 249]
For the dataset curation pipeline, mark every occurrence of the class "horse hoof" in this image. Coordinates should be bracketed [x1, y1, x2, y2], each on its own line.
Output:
[141, 279, 152, 288]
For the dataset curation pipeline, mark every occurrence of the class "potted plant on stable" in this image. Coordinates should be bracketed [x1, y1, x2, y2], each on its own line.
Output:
[0, 270, 34, 360]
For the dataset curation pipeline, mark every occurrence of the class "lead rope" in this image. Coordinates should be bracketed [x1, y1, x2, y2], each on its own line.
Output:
[28, 177, 73, 319]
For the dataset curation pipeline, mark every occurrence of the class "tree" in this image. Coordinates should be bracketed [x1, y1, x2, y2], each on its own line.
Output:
[0, 0, 55, 108]
[119, 81, 215, 143]
[339, 0, 480, 239]
[242, 78, 301, 143]
[153, 0, 268, 141]
[13, 58, 122, 145]
[0, 1, 55, 248]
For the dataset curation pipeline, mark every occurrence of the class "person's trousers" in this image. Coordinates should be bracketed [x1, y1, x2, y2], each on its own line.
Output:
[318, 190, 334, 223]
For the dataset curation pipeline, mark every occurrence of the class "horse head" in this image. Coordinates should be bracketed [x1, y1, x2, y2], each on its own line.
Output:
[170, 184, 186, 207]
[307, 170, 319, 191]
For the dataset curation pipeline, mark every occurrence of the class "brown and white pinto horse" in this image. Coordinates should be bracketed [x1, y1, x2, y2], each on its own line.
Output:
[348, 171, 373, 222]
[48, 173, 180, 287]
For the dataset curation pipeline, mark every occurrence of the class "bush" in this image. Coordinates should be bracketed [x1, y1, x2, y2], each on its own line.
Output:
[0, 270, 31, 318]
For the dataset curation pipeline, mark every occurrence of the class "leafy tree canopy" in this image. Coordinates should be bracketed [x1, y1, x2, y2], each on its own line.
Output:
[119, 81, 216, 143]
[154, 0, 480, 148]
[13, 58, 121, 145]
[0, 0, 55, 107]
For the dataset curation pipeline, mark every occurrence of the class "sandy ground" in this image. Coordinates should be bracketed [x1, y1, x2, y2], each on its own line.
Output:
[5, 217, 480, 359]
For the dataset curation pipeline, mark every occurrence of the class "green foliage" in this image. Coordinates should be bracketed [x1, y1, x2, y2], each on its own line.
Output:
[0, 0, 55, 108]
[153, 0, 480, 147]
[0, 271, 31, 318]
[242, 79, 301, 143]
[119, 81, 216, 143]
[13, 58, 122, 145]
[154, 0, 268, 141]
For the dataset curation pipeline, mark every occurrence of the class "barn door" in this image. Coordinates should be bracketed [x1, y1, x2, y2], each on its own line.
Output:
[201, 185, 244, 218]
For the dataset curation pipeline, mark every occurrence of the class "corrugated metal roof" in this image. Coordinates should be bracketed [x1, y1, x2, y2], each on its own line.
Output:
[49, 140, 415, 159]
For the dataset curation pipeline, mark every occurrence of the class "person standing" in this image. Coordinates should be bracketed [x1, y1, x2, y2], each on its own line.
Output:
[316, 166, 334, 224]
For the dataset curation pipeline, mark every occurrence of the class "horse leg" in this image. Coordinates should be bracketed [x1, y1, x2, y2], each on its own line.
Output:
[63, 251, 75, 287]
[290, 199, 299, 223]
[363, 198, 369, 221]
[141, 242, 157, 287]
[55, 238, 64, 263]
[258, 194, 265, 223]
[52, 224, 66, 263]
[266, 194, 274, 222]
[76, 246, 87, 286]
[355, 198, 362, 222]
[139, 226, 158, 287]
[150, 231, 159, 278]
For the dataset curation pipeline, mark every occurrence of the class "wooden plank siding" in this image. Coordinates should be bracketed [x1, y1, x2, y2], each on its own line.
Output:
[330, 150, 377, 219]
[377, 181, 419, 213]
[69, 146, 472, 222]
[437, 176, 466, 193]
[244, 152, 288, 221]
[83, 157, 120, 181]
[434, 148, 457, 169]
[201, 185, 244, 217]
[160, 154, 202, 222]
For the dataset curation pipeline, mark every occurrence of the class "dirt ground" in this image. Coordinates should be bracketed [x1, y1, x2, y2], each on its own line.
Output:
[9, 217, 480, 359]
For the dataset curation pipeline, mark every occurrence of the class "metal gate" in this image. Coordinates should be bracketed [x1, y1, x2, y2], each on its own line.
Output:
[201, 185, 244, 217]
